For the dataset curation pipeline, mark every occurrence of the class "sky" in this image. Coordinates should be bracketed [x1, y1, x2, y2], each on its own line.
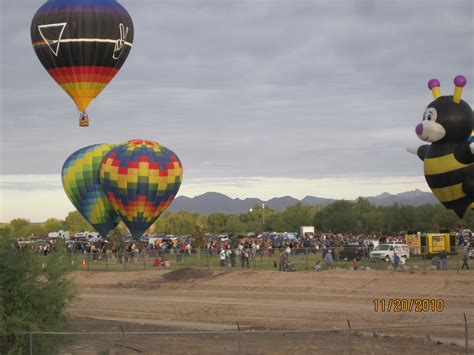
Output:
[0, 0, 473, 222]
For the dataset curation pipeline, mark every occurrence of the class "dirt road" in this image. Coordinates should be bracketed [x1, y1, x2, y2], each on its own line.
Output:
[66, 268, 474, 354]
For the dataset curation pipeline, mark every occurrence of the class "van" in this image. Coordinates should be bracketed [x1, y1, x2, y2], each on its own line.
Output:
[369, 244, 410, 262]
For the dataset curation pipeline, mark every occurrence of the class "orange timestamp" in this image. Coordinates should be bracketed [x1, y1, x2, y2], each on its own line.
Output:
[373, 298, 445, 312]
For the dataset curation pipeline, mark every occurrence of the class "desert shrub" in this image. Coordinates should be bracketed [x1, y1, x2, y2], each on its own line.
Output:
[0, 238, 75, 353]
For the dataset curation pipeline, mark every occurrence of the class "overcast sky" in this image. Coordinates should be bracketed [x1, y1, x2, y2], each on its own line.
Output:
[1, 0, 473, 221]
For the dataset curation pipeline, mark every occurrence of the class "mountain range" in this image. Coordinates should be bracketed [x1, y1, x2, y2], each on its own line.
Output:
[169, 189, 438, 214]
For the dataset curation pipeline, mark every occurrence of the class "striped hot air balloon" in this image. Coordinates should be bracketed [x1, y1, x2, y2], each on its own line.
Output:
[31, 0, 134, 126]
[62, 143, 120, 237]
[99, 139, 183, 239]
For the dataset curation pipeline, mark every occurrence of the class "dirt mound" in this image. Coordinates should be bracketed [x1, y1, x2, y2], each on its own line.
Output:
[161, 268, 217, 282]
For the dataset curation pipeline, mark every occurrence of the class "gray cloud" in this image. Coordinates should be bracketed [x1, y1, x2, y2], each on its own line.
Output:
[1, 0, 473, 183]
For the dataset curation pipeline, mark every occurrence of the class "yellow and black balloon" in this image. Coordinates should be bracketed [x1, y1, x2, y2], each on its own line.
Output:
[410, 75, 474, 218]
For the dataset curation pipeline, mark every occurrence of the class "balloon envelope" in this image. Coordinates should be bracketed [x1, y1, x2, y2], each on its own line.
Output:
[62, 143, 120, 237]
[99, 139, 183, 238]
[31, 0, 134, 114]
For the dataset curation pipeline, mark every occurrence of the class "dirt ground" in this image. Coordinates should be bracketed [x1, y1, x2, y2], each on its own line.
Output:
[65, 268, 474, 354]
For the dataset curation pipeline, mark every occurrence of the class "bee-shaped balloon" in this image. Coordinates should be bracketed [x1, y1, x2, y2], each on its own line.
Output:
[409, 75, 474, 218]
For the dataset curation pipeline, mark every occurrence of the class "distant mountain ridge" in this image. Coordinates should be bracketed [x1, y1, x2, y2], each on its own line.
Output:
[169, 189, 437, 214]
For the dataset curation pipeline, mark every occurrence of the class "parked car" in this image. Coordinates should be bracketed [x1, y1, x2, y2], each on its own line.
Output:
[338, 244, 366, 261]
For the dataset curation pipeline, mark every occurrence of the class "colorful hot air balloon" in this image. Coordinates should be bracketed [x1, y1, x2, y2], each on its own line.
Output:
[410, 75, 474, 218]
[62, 143, 120, 237]
[99, 139, 183, 238]
[31, 0, 134, 127]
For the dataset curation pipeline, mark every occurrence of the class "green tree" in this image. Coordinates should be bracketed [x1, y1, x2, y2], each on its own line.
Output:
[352, 197, 375, 232]
[207, 213, 228, 233]
[43, 218, 66, 232]
[64, 211, 93, 234]
[224, 215, 247, 235]
[314, 200, 359, 233]
[247, 204, 277, 232]
[364, 210, 385, 233]
[279, 203, 316, 232]
[109, 221, 129, 237]
[9, 218, 32, 238]
[0, 224, 12, 239]
[30, 224, 47, 238]
[0, 237, 75, 353]
[193, 215, 208, 248]
[167, 211, 201, 235]
[152, 211, 172, 234]
[242, 208, 263, 233]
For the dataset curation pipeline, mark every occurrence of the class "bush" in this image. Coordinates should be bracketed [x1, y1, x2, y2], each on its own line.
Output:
[0, 238, 75, 353]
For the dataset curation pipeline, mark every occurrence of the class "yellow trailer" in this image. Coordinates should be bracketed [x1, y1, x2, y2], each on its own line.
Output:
[405, 232, 457, 256]
[419, 233, 456, 257]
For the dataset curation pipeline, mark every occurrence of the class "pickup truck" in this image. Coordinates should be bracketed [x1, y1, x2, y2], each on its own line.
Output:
[369, 244, 410, 262]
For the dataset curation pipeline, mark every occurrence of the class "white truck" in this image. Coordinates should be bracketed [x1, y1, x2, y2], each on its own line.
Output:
[369, 243, 410, 262]
[300, 226, 315, 238]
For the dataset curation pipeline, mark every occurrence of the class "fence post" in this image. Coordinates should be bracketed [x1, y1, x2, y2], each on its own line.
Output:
[105, 251, 108, 271]
[207, 251, 210, 270]
[305, 252, 308, 270]
[29, 330, 33, 355]
[464, 313, 469, 354]
[143, 250, 146, 270]
[347, 319, 352, 355]
[457, 257, 460, 274]
[184, 252, 187, 268]
[423, 247, 427, 273]
[120, 324, 126, 354]
[236, 321, 242, 355]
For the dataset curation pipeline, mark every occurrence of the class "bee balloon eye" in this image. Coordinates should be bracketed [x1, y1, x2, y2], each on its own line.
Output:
[424, 108, 437, 122]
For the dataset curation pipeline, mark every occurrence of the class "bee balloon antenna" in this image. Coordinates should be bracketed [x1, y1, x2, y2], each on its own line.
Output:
[427, 78, 441, 99]
[453, 75, 467, 104]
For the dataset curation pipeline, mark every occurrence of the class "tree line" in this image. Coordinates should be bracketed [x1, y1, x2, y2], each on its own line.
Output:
[2, 198, 474, 239]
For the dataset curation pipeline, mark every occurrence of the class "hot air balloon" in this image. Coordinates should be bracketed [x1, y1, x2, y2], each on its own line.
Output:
[410, 75, 474, 218]
[31, 0, 134, 127]
[99, 139, 183, 239]
[62, 143, 120, 237]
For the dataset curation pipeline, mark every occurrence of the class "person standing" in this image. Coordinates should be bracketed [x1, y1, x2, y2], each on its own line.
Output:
[230, 248, 236, 267]
[324, 250, 334, 269]
[461, 254, 470, 270]
[225, 247, 232, 268]
[243, 248, 250, 268]
[279, 250, 287, 271]
[219, 249, 226, 267]
[393, 253, 400, 271]
[439, 251, 448, 271]
[352, 258, 358, 271]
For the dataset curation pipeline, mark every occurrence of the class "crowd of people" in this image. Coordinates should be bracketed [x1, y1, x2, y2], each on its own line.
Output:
[14, 231, 471, 271]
